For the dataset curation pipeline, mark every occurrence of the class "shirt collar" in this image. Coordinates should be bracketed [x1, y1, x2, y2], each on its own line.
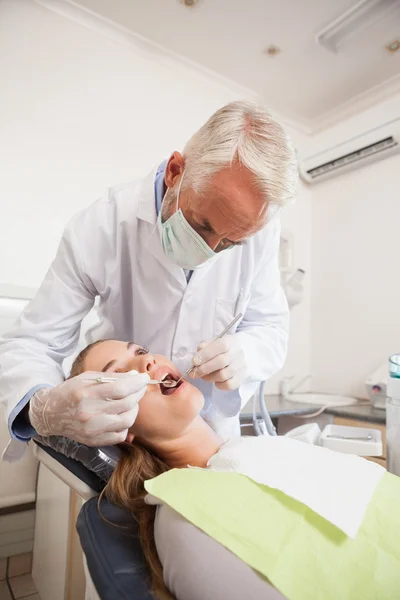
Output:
[154, 160, 168, 216]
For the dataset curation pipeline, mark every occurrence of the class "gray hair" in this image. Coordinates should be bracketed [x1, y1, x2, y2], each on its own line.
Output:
[182, 101, 298, 213]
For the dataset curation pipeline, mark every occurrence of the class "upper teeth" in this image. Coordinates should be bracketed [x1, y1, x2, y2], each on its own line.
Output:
[161, 374, 169, 381]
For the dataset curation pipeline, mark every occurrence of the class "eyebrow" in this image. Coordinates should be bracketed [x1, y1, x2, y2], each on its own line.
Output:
[102, 360, 116, 372]
[101, 342, 135, 372]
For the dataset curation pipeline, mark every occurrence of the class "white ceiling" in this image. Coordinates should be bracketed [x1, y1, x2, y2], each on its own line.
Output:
[71, 0, 400, 132]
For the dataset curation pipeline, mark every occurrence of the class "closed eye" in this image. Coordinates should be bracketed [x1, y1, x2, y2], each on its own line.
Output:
[217, 239, 247, 251]
[193, 219, 247, 252]
[199, 219, 216, 234]
[227, 240, 247, 247]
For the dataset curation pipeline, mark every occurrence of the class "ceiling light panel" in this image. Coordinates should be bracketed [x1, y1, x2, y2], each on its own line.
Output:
[316, 0, 400, 53]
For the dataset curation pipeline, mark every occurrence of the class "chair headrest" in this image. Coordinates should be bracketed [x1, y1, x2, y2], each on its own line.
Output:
[34, 435, 121, 482]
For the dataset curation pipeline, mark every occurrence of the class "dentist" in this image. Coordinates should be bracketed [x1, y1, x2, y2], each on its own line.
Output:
[0, 101, 297, 461]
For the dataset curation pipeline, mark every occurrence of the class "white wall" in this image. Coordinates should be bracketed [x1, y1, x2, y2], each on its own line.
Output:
[0, 0, 257, 287]
[0, 297, 38, 519]
[0, 0, 312, 384]
[310, 93, 400, 397]
[266, 179, 312, 393]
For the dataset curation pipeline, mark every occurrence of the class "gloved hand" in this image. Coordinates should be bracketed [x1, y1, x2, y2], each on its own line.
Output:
[29, 370, 149, 446]
[190, 334, 247, 391]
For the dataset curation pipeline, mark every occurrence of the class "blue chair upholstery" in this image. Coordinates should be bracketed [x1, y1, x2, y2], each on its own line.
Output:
[77, 496, 154, 600]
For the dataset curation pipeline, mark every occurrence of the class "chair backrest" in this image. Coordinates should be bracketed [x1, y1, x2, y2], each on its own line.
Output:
[77, 495, 154, 600]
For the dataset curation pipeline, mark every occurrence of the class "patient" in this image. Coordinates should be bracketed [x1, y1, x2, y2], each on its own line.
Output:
[70, 340, 400, 600]
[71, 340, 285, 600]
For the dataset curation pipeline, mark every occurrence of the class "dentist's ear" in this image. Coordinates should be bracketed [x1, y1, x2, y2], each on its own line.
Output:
[165, 151, 185, 188]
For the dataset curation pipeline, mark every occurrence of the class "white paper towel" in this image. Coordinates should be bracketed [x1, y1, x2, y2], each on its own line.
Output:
[207, 436, 385, 538]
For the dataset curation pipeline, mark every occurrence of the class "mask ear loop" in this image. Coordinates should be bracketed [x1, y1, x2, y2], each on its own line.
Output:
[147, 167, 186, 247]
[175, 169, 185, 212]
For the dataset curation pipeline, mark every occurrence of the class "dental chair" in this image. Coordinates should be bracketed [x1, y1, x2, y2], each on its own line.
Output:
[32, 384, 382, 600]
[33, 436, 154, 600]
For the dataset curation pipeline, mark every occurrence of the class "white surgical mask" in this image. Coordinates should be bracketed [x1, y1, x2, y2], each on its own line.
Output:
[158, 171, 217, 270]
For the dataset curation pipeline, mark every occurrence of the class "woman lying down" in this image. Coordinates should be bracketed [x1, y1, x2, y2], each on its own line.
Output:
[70, 340, 400, 600]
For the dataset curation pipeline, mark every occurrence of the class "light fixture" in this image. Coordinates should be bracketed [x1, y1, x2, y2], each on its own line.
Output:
[316, 0, 400, 53]
[265, 45, 281, 57]
[180, 0, 201, 7]
[386, 39, 400, 52]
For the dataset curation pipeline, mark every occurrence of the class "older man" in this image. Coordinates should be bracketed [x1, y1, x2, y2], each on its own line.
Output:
[0, 101, 297, 461]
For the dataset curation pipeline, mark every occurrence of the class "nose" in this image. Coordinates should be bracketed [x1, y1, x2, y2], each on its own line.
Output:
[135, 354, 156, 373]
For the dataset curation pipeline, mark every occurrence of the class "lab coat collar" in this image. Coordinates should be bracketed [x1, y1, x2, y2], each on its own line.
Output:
[136, 165, 160, 225]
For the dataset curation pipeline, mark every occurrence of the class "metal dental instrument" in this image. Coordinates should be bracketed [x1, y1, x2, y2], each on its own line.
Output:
[173, 312, 244, 386]
[86, 376, 178, 388]
[85, 312, 243, 389]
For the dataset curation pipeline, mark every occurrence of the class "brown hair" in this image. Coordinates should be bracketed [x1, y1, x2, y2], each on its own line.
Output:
[71, 341, 175, 599]
[69, 339, 107, 378]
[99, 442, 174, 600]
[101, 442, 174, 599]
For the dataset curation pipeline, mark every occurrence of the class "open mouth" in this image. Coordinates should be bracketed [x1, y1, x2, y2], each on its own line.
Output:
[159, 373, 185, 396]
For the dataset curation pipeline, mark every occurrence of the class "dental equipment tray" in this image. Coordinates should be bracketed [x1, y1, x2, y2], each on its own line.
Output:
[320, 425, 383, 456]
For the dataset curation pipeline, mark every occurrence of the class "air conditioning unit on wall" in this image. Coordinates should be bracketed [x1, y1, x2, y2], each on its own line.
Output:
[299, 118, 400, 184]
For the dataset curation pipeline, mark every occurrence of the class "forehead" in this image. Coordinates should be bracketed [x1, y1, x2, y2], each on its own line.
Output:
[193, 165, 267, 239]
[84, 340, 129, 370]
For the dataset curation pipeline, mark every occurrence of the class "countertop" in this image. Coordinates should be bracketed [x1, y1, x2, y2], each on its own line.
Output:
[240, 395, 386, 425]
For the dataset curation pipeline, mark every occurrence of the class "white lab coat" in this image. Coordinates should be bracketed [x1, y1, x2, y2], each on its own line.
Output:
[0, 167, 289, 461]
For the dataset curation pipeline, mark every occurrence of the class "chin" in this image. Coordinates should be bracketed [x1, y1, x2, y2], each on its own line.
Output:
[178, 383, 204, 412]
[190, 385, 205, 413]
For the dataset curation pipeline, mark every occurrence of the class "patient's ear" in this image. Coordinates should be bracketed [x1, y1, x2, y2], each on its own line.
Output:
[125, 432, 135, 443]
